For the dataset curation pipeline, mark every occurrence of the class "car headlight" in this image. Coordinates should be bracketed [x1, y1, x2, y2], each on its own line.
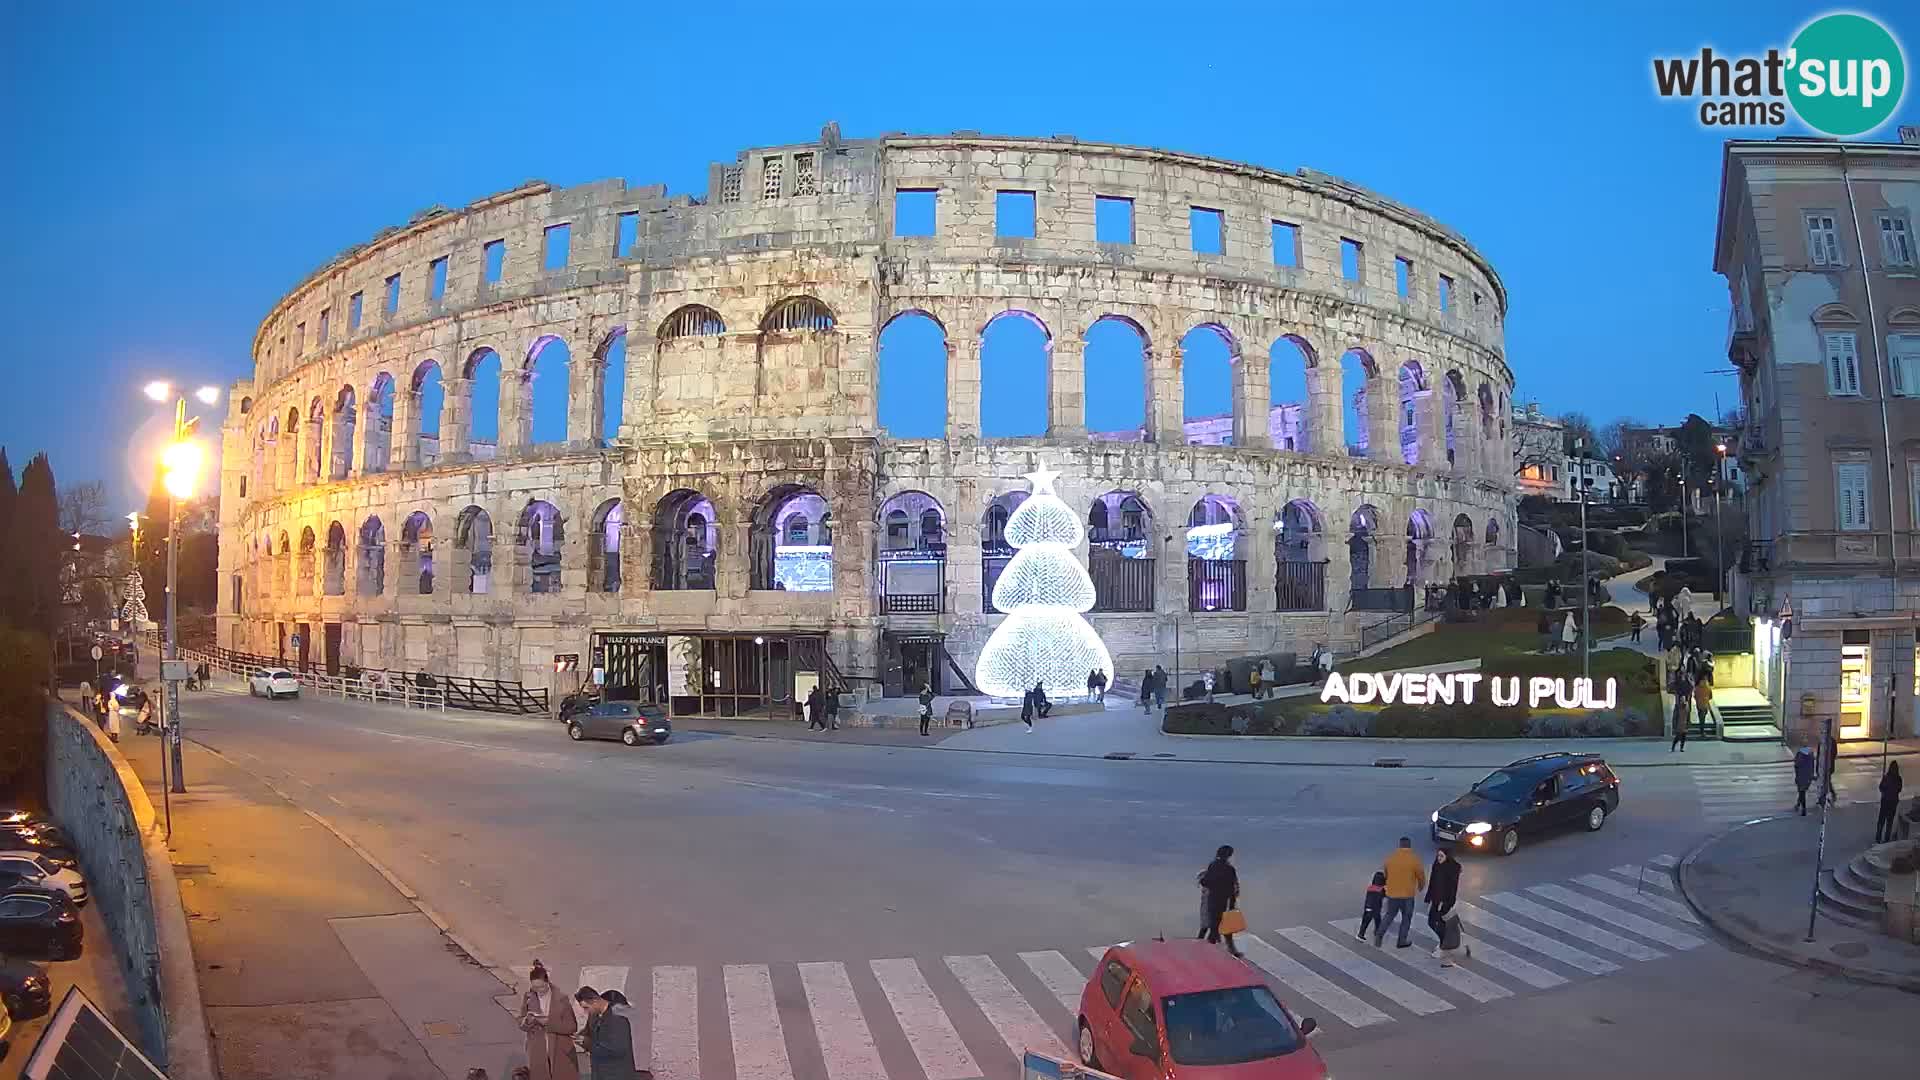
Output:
[1465, 822, 1494, 835]
[1430, 811, 1439, 823]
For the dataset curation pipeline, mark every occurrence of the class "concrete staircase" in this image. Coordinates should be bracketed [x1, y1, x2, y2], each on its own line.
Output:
[1718, 700, 1783, 743]
[1817, 840, 1915, 929]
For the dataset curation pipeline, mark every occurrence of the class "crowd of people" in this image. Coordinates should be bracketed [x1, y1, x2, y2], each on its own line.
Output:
[500, 961, 643, 1080]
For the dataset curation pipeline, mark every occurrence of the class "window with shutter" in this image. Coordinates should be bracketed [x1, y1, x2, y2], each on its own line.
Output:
[1879, 214, 1915, 266]
[1808, 214, 1842, 266]
[1836, 462, 1869, 530]
[1825, 332, 1861, 396]
[1889, 335, 1920, 396]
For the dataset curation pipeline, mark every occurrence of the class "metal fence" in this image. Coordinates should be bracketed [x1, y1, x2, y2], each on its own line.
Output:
[166, 638, 550, 715]
[1274, 560, 1327, 612]
[1187, 558, 1247, 612]
[1091, 556, 1155, 612]
[1350, 586, 1414, 612]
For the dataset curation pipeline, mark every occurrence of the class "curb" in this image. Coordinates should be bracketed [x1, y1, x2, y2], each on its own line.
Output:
[187, 738, 525, 997]
[1675, 814, 1920, 993]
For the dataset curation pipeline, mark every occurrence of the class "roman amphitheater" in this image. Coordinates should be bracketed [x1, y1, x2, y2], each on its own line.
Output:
[216, 127, 1517, 712]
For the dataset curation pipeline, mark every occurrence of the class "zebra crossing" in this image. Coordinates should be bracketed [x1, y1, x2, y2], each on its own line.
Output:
[528, 855, 1706, 1080]
[1690, 759, 1884, 824]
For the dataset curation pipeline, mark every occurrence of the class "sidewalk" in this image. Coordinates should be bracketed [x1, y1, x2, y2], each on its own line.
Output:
[119, 734, 521, 1079]
[1679, 803, 1920, 990]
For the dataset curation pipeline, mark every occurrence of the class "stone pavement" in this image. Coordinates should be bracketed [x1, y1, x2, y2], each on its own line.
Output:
[119, 730, 521, 1079]
[1678, 802, 1920, 990]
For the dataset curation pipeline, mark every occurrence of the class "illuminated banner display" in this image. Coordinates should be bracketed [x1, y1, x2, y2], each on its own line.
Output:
[1320, 671, 1618, 710]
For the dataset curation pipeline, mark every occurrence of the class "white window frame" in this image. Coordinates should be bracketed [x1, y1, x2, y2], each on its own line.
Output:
[1824, 331, 1862, 396]
[1835, 459, 1870, 531]
[1888, 333, 1920, 397]
[1910, 459, 1920, 532]
[1878, 212, 1915, 267]
[1807, 212, 1844, 267]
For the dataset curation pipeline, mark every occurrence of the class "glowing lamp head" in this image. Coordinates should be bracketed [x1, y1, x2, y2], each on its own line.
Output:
[195, 385, 221, 406]
[162, 440, 205, 498]
[143, 381, 171, 402]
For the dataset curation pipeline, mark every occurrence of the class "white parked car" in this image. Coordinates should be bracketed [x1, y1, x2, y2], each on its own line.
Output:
[0, 853, 86, 906]
[248, 668, 300, 700]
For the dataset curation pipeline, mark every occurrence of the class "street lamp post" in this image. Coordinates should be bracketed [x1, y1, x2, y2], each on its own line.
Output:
[146, 381, 218, 796]
[1713, 443, 1728, 604]
[1575, 440, 1591, 683]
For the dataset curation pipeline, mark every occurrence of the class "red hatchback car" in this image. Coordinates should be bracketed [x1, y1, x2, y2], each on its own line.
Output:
[1077, 940, 1328, 1080]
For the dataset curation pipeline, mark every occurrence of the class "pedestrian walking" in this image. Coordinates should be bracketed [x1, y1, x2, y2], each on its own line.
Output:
[1561, 612, 1579, 654]
[1669, 672, 1692, 753]
[1152, 665, 1168, 710]
[1247, 663, 1262, 702]
[1020, 687, 1035, 731]
[825, 687, 840, 730]
[518, 962, 580, 1080]
[917, 682, 935, 737]
[1139, 668, 1154, 712]
[1876, 762, 1905, 844]
[1195, 845, 1244, 957]
[1424, 847, 1462, 952]
[1793, 745, 1815, 815]
[1086, 668, 1107, 702]
[804, 685, 824, 730]
[1356, 871, 1387, 942]
[573, 987, 640, 1080]
[1628, 612, 1645, 644]
[1692, 675, 1715, 735]
[1820, 732, 1839, 808]
[1375, 837, 1425, 949]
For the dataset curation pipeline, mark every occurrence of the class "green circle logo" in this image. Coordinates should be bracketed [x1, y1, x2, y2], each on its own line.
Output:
[1787, 13, 1906, 136]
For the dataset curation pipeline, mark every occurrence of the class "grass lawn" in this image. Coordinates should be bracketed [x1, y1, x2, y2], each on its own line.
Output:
[1340, 606, 1631, 674]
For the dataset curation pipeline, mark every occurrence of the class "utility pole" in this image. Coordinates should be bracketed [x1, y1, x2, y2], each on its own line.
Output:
[1576, 439, 1591, 683]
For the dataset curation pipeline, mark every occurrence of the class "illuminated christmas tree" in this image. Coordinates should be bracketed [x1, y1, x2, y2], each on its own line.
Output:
[974, 468, 1113, 699]
[122, 571, 148, 626]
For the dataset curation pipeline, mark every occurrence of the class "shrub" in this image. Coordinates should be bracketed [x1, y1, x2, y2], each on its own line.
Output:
[1302, 707, 1373, 736]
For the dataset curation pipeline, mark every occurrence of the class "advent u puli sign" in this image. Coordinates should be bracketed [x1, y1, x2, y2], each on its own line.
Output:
[1320, 671, 1619, 710]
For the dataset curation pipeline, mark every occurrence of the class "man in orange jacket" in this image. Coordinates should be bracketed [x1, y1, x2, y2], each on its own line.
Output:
[1376, 836, 1426, 948]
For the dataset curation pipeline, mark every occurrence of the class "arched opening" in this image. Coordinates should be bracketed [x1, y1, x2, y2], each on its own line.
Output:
[761, 296, 837, 333]
[1397, 361, 1427, 465]
[330, 386, 357, 480]
[527, 336, 570, 446]
[466, 347, 502, 459]
[402, 511, 434, 594]
[1451, 512, 1476, 577]
[297, 526, 316, 594]
[878, 491, 946, 614]
[589, 498, 623, 593]
[1406, 509, 1435, 588]
[1485, 516, 1504, 571]
[1444, 370, 1466, 467]
[1181, 325, 1235, 445]
[980, 490, 1029, 612]
[599, 328, 627, 443]
[1274, 499, 1327, 611]
[281, 408, 300, 488]
[250, 428, 266, 499]
[357, 516, 386, 597]
[1349, 505, 1378, 593]
[1270, 335, 1314, 452]
[1341, 349, 1375, 457]
[239, 396, 252, 415]
[364, 374, 394, 474]
[659, 304, 726, 341]
[323, 522, 346, 595]
[455, 506, 494, 594]
[980, 311, 1049, 437]
[1086, 316, 1148, 441]
[1088, 490, 1154, 612]
[1478, 382, 1496, 444]
[305, 398, 325, 483]
[276, 531, 291, 597]
[518, 500, 564, 594]
[651, 489, 718, 591]
[413, 360, 445, 467]
[877, 311, 947, 438]
[752, 486, 832, 591]
[1186, 494, 1246, 611]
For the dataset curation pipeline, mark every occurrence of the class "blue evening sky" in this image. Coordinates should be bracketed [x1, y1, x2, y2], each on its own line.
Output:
[3, 1, 1915, 506]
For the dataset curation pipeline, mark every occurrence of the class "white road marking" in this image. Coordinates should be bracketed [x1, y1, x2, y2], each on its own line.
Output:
[870, 959, 979, 1080]
[1647, 854, 1679, 868]
[1526, 885, 1705, 949]
[1479, 893, 1666, 961]
[798, 962, 887, 1080]
[1451, 933, 1569, 989]
[1274, 926, 1452, 1015]
[724, 964, 793, 1080]
[1236, 932, 1392, 1029]
[1017, 950, 1086, 1014]
[945, 954, 1064, 1059]
[1329, 918, 1511, 1002]
[1572, 874, 1699, 923]
[651, 965, 699, 1080]
[1450, 902, 1619, 975]
[1609, 864, 1677, 893]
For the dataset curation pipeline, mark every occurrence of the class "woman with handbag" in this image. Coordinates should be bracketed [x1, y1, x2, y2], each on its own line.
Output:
[1196, 845, 1244, 958]
[518, 962, 579, 1080]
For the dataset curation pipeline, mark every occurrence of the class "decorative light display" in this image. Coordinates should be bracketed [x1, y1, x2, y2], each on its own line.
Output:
[122, 571, 149, 626]
[974, 467, 1114, 699]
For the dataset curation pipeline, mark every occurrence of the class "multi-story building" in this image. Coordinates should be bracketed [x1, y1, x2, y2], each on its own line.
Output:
[1619, 422, 1745, 502]
[1565, 454, 1624, 503]
[1717, 133, 1920, 744]
[1511, 403, 1565, 499]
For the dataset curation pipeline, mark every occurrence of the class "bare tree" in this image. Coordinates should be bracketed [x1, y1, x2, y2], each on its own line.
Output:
[1558, 411, 1597, 455]
[1598, 418, 1639, 459]
[57, 481, 108, 536]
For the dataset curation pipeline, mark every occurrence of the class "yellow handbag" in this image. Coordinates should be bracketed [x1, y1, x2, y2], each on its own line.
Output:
[1216, 909, 1248, 936]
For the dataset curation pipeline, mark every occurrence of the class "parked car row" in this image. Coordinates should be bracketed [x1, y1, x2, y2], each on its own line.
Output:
[0, 809, 84, 1032]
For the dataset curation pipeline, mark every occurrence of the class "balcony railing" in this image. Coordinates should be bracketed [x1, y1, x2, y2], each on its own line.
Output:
[1350, 586, 1414, 613]
[1091, 556, 1155, 612]
[983, 553, 1013, 614]
[1275, 560, 1328, 612]
[880, 548, 946, 615]
[1187, 558, 1247, 613]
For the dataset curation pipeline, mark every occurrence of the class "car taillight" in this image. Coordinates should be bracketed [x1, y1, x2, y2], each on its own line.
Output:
[57, 910, 76, 922]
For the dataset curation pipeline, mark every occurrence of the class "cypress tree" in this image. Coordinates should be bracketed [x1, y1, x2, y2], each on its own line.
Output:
[12, 454, 61, 640]
[0, 448, 16, 628]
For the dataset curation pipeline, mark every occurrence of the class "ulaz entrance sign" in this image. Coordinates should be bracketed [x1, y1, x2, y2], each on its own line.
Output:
[1320, 670, 1619, 710]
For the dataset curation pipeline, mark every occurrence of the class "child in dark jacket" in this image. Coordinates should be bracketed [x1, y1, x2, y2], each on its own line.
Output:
[1357, 871, 1387, 941]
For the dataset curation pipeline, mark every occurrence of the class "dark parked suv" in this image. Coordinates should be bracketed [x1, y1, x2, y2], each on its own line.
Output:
[1431, 752, 1621, 856]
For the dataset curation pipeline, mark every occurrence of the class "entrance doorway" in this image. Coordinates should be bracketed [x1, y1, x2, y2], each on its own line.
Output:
[324, 623, 342, 675]
[595, 633, 667, 704]
[295, 622, 311, 671]
[1840, 629, 1871, 739]
[883, 634, 947, 698]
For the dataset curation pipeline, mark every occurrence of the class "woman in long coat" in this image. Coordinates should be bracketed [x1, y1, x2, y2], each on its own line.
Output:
[518, 961, 579, 1080]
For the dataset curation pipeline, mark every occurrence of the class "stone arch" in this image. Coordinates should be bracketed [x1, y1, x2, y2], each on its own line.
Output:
[323, 520, 347, 595]
[402, 510, 434, 594]
[651, 489, 719, 591]
[1443, 369, 1466, 467]
[980, 309, 1051, 438]
[1348, 504, 1378, 591]
[455, 506, 494, 594]
[524, 335, 570, 447]
[1397, 361, 1427, 466]
[1406, 508, 1436, 587]
[878, 490, 945, 552]
[1341, 349, 1377, 456]
[1186, 493, 1246, 611]
[761, 295, 837, 333]
[278, 407, 298, 489]
[364, 373, 395, 474]
[878, 311, 948, 438]
[1477, 382, 1495, 437]
[1451, 512, 1477, 576]
[1485, 516, 1504, 570]
[1275, 498, 1328, 611]
[1269, 334, 1315, 452]
[517, 500, 564, 594]
[1086, 490, 1154, 612]
[239, 395, 252, 415]
[465, 347, 503, 456]
[752, 484, 832, 591]
[330, 384, 357, 480]
[597, 326, 627, 443]
[251, 424, 267, 499]
[276, 530, 291, 597]
[357, 515, 386, 597]
[877, 491, 947, 615]
[305, 397, 326, 483]
[658, 304, 726, 340]
[1180, 324, 1238, 446]
[297, 525, 316, 594]
[589, 497, 623, 593]
[979, 489, 1031, 613]
[1086, 315, 1149, 442]
[410, 359, 445, 467]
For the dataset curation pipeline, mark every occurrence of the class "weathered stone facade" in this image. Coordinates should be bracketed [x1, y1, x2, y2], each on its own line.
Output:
[217, 131, 1517, 694]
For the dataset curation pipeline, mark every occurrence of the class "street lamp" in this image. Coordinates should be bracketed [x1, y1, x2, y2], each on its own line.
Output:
[1713, 443, 1728, 605]
[1575, 438, 1592, 683]
[143, 381, 219, 795]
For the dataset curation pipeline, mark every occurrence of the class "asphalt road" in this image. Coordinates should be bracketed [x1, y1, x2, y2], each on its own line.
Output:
[148, 685, 1911, 1080]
